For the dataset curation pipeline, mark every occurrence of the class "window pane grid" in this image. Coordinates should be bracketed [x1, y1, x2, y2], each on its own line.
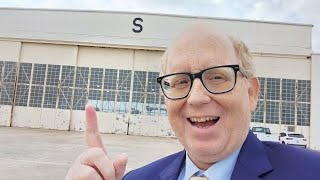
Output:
[89, 68, 103, 89]
[297, 103, 310, 126]
[73, 88, 87, 110]
[58, 87, 73, 109]
[104, 69, 117, 90]
[147, 72, 160, 93]
[0, 83, 15, 105]
[258, 77, 265, 100]
[43, 86, 58, 108]
[146, 93, 159, 115]
[131, 92, 144, 114]
[32, 64, 46, 85]
[118, 70, 131, 91]
[75, 67, 89, 88]
[102, 90, 116, 112]
[15, 84, 29, 106]
[3, 61, 17, 83]
[252, 100, 264, 123]
[265, 78, 280, 100]
[29, 85, 44, 107]
[159, 95, 167, 116]
[18, 63, 32, 84]
[266, 101, 279, 124]
[297, 80, 311, 103]
[281, 102, 295, 125]
[116, 91, 130, 113]
[61, 65, 75, 87]
[46, 64, 61, 86]
[88, 89, 101, 111]
[282, 79, 296, 101]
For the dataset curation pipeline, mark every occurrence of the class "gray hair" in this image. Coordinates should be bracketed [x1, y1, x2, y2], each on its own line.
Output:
[160, 36, 255, 79]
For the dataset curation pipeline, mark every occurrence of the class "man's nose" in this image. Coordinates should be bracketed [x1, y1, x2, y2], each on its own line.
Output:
[186, 79, 211, 105]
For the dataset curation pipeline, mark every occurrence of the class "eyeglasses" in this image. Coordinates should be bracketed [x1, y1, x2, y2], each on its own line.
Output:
[157, 64, 242, 100]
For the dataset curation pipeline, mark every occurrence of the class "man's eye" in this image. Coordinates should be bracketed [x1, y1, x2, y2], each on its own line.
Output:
[173, 79, 190, 88]
[212, 76, 223, 80]
[178, 79, 188, 84]
[207, 74, 228, 83]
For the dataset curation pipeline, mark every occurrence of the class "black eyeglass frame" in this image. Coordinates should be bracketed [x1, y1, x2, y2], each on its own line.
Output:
[157, 64, 242, 100]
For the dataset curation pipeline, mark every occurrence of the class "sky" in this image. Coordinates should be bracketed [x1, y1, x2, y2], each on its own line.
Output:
[0, 0, 319, 53]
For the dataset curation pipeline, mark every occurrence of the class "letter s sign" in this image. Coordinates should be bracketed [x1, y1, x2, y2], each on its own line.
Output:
[132, 17, 143, 33]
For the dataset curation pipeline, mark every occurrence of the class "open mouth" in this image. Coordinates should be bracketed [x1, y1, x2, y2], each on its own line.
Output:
[187, 116, 220, 128]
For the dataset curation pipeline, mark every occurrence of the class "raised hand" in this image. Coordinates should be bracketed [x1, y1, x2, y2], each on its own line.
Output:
[65, 104, 128, 180]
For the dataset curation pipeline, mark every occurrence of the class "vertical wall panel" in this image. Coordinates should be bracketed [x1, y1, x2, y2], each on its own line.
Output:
[11, 43, 78, 129]
[0, 41, 20, 126]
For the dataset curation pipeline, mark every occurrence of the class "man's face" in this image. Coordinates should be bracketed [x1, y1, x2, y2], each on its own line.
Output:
[164, 25, 259, 170]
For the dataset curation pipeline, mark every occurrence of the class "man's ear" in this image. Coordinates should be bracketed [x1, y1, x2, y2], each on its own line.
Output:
[248, 77, 259, 113]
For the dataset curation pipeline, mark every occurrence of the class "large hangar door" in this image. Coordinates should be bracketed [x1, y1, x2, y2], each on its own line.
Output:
[0, 41, 20, 127]
[73, 46, 135, 134]
[127, 50, 175, 137]
[0, 61, 17, 126]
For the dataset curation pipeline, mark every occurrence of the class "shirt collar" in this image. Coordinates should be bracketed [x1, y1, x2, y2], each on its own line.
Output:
[184, 146, 242, 180]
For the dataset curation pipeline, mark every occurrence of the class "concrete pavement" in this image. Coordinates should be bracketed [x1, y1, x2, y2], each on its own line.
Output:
[0, 127, 183, 180]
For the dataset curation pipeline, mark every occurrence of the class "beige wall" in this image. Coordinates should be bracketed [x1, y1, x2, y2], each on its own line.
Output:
[0, 8, 312, 56]
[310, 54, 320, 150]
[253, 55, 311, 80]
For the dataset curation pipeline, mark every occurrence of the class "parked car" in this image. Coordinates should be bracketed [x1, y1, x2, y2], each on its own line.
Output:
[279, 132, 307, 148]
[251, 127, 279, 142]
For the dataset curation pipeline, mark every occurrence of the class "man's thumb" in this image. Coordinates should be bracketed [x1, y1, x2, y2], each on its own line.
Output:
[114, 153, 128, 179]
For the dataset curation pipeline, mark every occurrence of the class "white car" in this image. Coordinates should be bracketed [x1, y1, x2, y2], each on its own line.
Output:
[251, 127, 279, 142]
[279, 132, 307, 148]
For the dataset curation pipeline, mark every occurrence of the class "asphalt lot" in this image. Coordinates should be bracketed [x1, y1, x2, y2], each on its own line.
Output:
[0, 127, 183, 180]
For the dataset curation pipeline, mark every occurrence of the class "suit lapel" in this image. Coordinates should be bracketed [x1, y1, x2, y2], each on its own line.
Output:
[159, 150, 186, 180]
[231, 131, 273, 180]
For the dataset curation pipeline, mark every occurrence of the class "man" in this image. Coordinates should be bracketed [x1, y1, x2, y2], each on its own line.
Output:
[66, 23, 320, 180]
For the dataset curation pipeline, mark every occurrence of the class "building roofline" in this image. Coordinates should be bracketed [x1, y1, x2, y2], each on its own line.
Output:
[0, 7, 314, 28]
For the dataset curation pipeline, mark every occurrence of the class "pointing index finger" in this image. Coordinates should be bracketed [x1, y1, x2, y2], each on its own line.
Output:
[85, 104, 104, 149]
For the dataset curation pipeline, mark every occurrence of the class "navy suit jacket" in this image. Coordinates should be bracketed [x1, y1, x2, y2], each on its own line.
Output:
[123, 131, 320, 180]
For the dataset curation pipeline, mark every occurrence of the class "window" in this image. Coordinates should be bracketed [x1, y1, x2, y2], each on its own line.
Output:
[159, 95, 167, 116]
[43, 86, 58, 108]
[73, 88, 87, 110]
[46, 64, 61, 86]
[0, 83, 15, 105]
[18, 63, 32, 84]
[15, 63, 32, 107]
[3, 61, 17, 83]
[265, 101, 279, 124]
[297, 103, 310, 126]
[258, 77, 265, 100]
[104, 69, 117, 90]
[15, 84, 29, 107]
[131, 71, 147, 114]
[0, 61, 17, 105]
[75, 67, 89, 88]
[252, 100, 264, 123]
[88, 89, 102, 111]
[32, 64, 46, 85]
[102, 90, 116, 112]
[282, 79, 296, 102]
[297, 80, 310, 103]
[89, 68, 103, 89]
[58, 87, 72, 109]
[116, 70, 131, 113]
[265, 78, 280, 100]
[281, 102, 295, 125]
[29, 85, 44, 107]
[60, 65, 75, 87]
[116, 91, 130, 113]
